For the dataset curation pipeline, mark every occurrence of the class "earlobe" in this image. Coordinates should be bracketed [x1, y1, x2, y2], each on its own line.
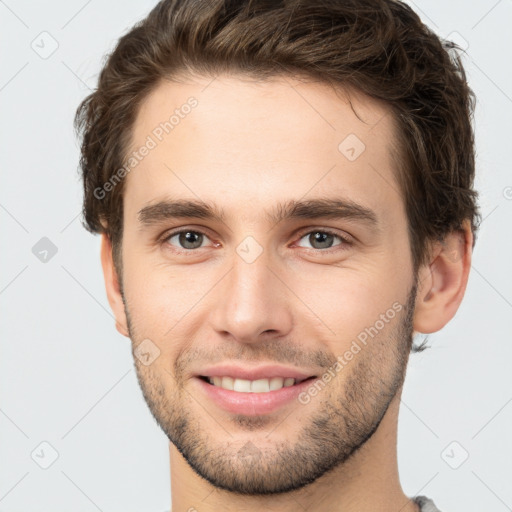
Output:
[413, 220, 473, 334]
[100, 233, 130, 338]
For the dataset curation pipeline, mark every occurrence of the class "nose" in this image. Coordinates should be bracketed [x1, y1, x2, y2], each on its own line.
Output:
[209, 247, 294, 344]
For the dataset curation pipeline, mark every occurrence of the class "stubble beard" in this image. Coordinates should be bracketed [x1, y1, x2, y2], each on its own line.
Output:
[123, 278, 417, 496]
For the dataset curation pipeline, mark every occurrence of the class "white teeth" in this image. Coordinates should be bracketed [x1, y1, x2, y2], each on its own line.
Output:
[283, 377, 295, 387]
[207, 376, 298, 392]
[220, 376, 234, 390]
[269, 377, 284, 391]
[251, 379, 270, 393]
[233, 378, 252, 392]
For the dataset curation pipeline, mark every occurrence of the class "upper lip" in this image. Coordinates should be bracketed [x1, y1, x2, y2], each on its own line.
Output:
[196, 364, 317, 383]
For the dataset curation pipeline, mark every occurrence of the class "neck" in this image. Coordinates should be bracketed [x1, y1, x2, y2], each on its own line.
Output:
[168, 391, 418, 512]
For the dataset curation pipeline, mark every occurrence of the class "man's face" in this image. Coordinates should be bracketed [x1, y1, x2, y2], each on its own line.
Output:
[116, 74, 418, 494]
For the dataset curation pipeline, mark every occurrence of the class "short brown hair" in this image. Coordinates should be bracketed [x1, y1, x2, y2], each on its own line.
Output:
[75, 0, 480, 275]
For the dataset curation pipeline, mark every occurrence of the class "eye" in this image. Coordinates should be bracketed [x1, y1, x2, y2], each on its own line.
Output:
[296, 229, 352, 251]
[163, 229, 213, 250]
[159, 227, 353, 254]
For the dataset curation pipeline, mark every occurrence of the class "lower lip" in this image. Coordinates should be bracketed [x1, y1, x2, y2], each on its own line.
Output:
[194, 376, 318, 415]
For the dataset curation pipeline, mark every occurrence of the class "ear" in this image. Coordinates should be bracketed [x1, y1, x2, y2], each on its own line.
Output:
[100, 233, 129, 338]
[413, 219, 473, 334]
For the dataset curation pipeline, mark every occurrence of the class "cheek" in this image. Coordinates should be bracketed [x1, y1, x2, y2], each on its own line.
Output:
[289, 263, 399, 343]
[290, 265, 406, 367]
[122, 256, 212, 347]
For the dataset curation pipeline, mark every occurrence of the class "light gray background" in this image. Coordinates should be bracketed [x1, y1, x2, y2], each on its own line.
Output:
[1, 1, 511, 511]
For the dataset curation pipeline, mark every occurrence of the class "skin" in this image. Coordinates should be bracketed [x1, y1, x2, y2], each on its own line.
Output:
[99, 74, 473, 512]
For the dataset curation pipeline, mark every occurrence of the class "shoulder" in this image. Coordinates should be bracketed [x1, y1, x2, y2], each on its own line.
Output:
[413, 495, 443, 512]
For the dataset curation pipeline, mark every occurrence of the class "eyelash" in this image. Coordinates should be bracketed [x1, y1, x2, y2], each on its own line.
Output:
[158, 227, 353, 254]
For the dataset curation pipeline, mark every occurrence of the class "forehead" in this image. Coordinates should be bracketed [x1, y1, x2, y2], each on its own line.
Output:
[125, 73, 403, 226]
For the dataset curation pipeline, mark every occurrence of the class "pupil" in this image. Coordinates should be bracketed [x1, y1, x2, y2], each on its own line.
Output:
[311, 232, 333, 249]
[180, 231, 202, 249]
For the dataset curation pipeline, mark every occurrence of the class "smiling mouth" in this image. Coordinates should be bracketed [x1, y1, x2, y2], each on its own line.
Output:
[198, 375, 317, 393]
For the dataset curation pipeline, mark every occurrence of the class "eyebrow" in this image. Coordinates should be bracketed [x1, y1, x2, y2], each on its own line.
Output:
[137, 197, 380, 233]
